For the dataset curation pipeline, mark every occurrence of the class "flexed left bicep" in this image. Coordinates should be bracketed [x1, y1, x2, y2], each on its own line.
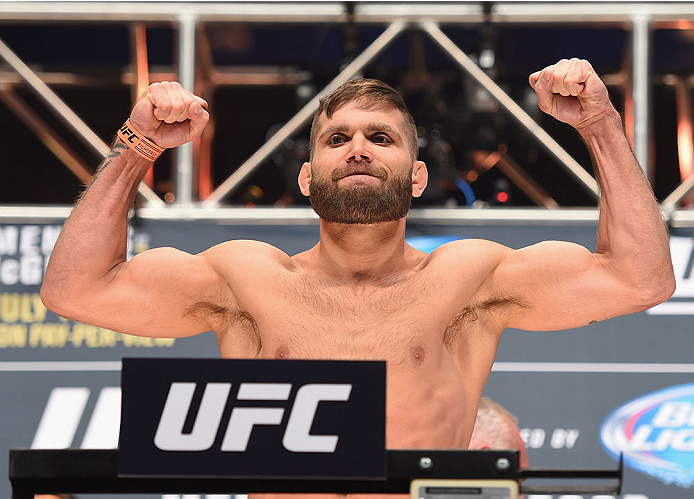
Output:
[485, 241, 657, 332]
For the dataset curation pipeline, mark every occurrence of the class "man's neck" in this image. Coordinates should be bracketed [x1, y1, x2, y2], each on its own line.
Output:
[313, 218, 412, 283]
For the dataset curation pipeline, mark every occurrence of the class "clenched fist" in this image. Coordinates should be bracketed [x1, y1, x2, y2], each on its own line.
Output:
[129, 81, 210, 149]
[529, 58, 618, 132]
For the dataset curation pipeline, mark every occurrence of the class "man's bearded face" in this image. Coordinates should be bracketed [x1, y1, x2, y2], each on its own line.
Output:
[309, 164, 413, 224]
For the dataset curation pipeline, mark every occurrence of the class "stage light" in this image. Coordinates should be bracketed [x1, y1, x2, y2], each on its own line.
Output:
[492, 178, 511, 205]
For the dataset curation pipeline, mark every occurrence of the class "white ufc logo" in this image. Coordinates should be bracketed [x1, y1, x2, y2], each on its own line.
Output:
[153, 382, 352, 453]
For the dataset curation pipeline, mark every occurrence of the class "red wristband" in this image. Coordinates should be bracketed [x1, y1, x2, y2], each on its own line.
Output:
[117, 119, 165, 162]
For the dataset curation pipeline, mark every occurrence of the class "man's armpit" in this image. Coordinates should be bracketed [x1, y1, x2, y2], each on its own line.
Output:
[444, 294, 525, 345]
[185, 300, 260, 351]
[185, 300, 242, 328]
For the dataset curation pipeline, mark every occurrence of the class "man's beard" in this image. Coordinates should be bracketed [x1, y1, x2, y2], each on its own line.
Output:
[309, 165, 413, 224]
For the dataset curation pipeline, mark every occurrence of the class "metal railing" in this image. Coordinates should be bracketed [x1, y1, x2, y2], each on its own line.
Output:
[1, 1, 694, 224]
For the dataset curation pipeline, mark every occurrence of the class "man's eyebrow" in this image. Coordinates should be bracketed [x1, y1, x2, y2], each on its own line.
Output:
[368, 122, 402, 139]
[319, 122, 402, 140]
[319, 124, 350, 140]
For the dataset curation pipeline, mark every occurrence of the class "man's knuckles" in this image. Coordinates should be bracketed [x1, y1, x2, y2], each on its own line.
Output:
[139, 81, 208, 129]
[153, 106, 175, 123]
[152, 101, 189, 123]
[569, 81, 586, 97]
[550, 77, 569, 96]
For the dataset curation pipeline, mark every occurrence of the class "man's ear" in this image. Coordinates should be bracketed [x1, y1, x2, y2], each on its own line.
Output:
[412, 160, 428, 198]
[298, 162, 311, 197]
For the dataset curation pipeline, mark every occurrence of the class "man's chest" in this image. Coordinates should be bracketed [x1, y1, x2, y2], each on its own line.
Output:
[231, 271, 485, 362]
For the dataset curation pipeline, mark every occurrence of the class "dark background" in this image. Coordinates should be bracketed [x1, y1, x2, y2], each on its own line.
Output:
[1, 18, 692, 207]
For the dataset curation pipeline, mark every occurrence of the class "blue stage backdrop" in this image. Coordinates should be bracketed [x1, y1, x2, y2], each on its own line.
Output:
[1, 218, 693, 499]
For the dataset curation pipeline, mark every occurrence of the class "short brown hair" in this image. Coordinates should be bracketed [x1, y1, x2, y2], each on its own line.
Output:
[309, 78, 418, 160]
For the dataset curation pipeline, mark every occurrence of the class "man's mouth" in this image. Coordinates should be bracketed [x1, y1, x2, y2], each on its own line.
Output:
[337, 173, 383, 187]
[343, 171, 377, 178]
[334, 167, 385, 181]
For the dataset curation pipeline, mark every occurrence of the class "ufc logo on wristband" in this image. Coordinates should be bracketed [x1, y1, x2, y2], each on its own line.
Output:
[119, 123, 140, 143]
[117, 120, 165, 162]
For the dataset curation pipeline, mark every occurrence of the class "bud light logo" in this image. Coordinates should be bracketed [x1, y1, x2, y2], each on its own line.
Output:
[405, 236, 464, 254]
[600, 383, 694, 488]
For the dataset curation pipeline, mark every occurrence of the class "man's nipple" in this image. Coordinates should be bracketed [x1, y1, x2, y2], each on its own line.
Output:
[411, 345, 425, 366]
[275, 346, 290, 359]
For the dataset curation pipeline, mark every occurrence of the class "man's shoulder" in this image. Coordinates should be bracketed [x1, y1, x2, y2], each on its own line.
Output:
[427, 238, 510, 259]
[199, 239, 294, 270]
[419, 238, 513, 276]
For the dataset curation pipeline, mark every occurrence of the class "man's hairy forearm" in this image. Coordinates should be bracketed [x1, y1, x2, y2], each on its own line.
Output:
[42, 138, 154, 308]
[78, 141, 128, 201]
[582, 111, 674, 294]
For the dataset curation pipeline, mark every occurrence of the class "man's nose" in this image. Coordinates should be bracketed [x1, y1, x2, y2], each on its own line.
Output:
[346, 134, 372, 162]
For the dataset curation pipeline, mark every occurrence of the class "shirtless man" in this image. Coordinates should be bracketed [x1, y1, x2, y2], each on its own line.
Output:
[41, 58, 673, 494]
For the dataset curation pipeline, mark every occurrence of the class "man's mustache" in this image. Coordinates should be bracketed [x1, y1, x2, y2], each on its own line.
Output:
[330, 164, 388, 182]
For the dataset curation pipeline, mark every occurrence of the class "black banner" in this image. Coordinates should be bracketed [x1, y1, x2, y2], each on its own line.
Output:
[118, 358, 386, 479]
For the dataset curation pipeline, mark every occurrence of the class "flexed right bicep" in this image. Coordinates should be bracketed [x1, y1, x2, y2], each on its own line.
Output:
[43, 246, 234, 338]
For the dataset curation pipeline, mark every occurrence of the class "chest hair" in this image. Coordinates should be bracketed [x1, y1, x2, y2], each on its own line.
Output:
[278, 272, 428, 319]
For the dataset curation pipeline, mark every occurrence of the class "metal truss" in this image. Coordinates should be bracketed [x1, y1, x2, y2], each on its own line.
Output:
[0, 36, 164, 206]
[1, 2, 694, 224]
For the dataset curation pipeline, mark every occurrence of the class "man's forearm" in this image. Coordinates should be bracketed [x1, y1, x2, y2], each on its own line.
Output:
[582, 110, 674, 297]
[42, 138, 153, 310]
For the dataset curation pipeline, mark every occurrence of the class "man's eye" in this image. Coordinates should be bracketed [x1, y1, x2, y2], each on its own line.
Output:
[373, 134, 391, 144]
[329, 135, 344, 145]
